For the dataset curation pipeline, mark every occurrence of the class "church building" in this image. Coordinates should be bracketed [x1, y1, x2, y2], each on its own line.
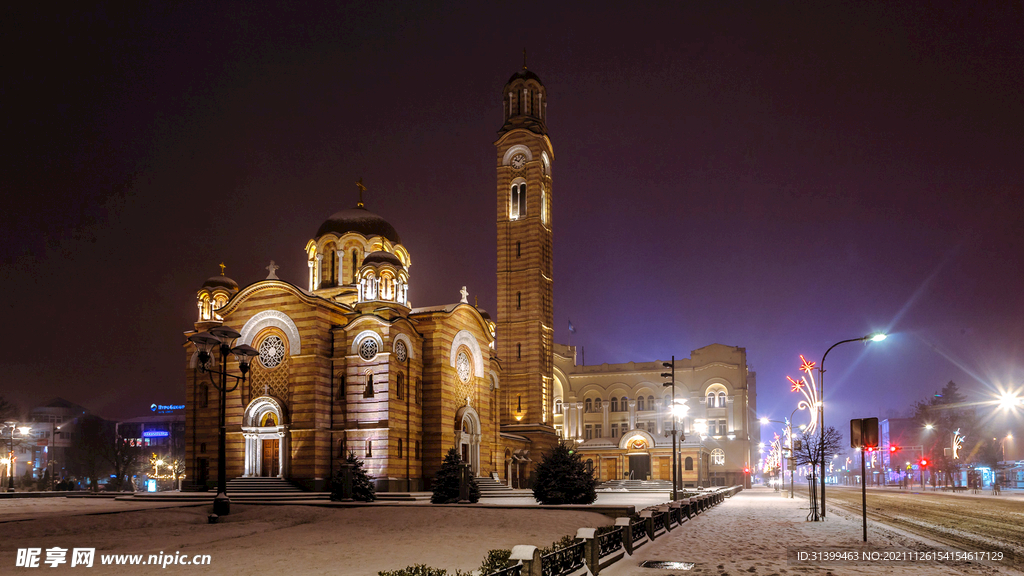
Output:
[184, 64, 754, 492]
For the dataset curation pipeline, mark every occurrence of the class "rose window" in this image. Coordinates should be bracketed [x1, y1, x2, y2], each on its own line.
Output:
[456, 351, 471, 383]
[394, 339, 408, 363]
[359, 338, 379, 361]
[258, 336, 285, 369]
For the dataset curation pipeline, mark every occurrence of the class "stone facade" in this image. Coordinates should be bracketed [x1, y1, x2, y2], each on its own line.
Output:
[553, 343, 757, 488]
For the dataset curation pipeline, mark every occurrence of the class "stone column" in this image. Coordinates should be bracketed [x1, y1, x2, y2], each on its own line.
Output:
[510, 545, 542, 576]
[307, 260, 315, 291]
[565, 403, 575, 440]
[314, 254, 323, 289]
[576, 528, 599, 575]
[602, 403, 610, 436]
[628, 400, 636, 430]
[615, 517, 633, 555]
[576, 402, 584, 438]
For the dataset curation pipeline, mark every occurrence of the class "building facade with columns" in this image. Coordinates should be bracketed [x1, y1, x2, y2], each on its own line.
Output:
[553, 343, 757, 487]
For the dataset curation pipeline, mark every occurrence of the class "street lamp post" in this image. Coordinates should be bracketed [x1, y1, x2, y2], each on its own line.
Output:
[662, 356, 678, 501]
[818, 332, 885, 519]
[188, 326, 259, 516]
[2, 423, 32, 492]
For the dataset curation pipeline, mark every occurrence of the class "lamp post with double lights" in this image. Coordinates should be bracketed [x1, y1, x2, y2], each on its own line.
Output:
[818, 332, 886, 520]
[188, 326, 259, 516]
[661, 356, 684, 500]
[3, 422, 32, 492]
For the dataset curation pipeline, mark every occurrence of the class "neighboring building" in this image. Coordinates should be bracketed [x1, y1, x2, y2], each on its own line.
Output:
[183, 65, 753, 491]
[553, 344, 756, 487]
[21, 398, 92, 485]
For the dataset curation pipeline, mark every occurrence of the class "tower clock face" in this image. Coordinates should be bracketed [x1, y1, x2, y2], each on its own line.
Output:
[510, 153, 527, 170]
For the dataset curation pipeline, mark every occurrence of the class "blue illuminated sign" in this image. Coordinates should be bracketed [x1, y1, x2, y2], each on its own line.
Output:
[143, 430, 170, 438]
[150, 404, 184, 414]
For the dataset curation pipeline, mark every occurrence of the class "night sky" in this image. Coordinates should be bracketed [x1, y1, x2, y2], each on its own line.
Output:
[4, 3, 1023, 433]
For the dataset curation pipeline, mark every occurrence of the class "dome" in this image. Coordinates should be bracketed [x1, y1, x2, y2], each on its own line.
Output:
[361, 251, 404, 268]
[315, 206, 402, 244]
[507, 68, 543, 86]
[202, 275, 239, 291]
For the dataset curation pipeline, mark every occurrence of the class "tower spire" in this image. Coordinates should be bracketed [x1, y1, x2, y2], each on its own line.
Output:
[356, 178, 366, 208]
[219, 262, 226, 276]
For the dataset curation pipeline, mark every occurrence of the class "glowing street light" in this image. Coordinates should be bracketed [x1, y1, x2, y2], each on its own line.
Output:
[998, 391, 1021, 410]
[817, 332, 886, 520]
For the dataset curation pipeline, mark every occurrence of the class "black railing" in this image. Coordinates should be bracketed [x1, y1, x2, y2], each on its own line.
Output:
[488, 563, 523, 576]
[541, 540, 585, 576]
[598, 527, 623, 558]
[630, 520, 646, 543]
[653, 513, 665, 532]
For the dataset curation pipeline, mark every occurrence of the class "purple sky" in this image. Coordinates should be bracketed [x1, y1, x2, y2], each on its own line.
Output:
[4, 3, 1023, 432]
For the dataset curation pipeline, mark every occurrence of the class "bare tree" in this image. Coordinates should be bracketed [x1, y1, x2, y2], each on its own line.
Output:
[105, 437, 142, 492]
[0, 396, 18, 422]
[794, 425, 844, 469]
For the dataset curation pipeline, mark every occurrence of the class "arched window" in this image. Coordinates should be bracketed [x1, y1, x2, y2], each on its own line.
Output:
[541, 187, 547, 224]
[621, 397, 628, 411]
[364, 373, 374, 398]
[199, 383, 209, 408]
[510, 183, 526, 220]
[366, 440, 372, 457]
[707, 393, 715, 407]
[711, 448, 725, 466]
[611, 397, 618, 412]
[517, 343, 521, 360]
[647, 395, 655, 410]
[637, 396, 645, 411]
[351, 250, 358, 283]
[685, 457, 694, 471]
[397, 438, 403, 458]
[594, 398, 602, 410]
[415, 440, 420, 460]
[584, 398, 592, 413]
[517, 292, 521, 310]
[718, 392, 727, 408]
[663, 395, 671, 409]
[554, 399, 562, 414]
[396, 373, 404, 400]
[516, 241, 521, 258]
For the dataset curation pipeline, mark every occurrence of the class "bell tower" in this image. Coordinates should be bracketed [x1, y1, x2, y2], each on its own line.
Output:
[495, 63, 554, 431]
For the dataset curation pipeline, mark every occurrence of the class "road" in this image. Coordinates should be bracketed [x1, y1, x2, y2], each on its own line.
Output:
[827, 486, 1024, 561]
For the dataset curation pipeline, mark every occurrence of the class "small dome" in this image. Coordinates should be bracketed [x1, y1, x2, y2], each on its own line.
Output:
[507, 68, 543, 86]
[202, 275, 239, 292]
[362, 251, 404, 268]
[315, 206, 402, 244]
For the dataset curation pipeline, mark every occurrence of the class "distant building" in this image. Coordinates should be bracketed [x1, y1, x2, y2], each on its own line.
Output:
[553, 344, 756, 487]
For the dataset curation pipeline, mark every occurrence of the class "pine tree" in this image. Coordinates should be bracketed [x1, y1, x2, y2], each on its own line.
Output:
[331, 451, 376, 502]
[532, 442, 597, 505]
[431, 447, 479, 503]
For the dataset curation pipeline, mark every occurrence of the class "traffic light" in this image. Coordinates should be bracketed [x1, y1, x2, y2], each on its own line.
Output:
[890, 445, 899, 453]
[919, 458, 929, 467]
[744, 467, 750, 474]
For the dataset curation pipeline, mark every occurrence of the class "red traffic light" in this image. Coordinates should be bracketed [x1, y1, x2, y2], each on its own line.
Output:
[919, 458, 929, 467]
[744, 467, 750, 474]
[890, 446, 899, 453]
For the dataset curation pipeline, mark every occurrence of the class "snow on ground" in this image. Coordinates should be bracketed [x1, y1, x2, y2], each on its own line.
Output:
[602, 487, 1018, 576]
[2, 488, 1019, 575]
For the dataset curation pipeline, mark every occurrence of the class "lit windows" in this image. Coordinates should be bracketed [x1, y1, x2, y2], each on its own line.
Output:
[711, 448, 725, 466]
[637, 396, 645, 411]
[718, 392, 727, 408]
[510, 183, 526, 220]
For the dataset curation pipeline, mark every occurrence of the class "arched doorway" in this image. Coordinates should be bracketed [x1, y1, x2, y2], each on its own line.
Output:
[619, 430, 655, 480]
[241, 397, 289, 478]
[454, 405, 481, 475]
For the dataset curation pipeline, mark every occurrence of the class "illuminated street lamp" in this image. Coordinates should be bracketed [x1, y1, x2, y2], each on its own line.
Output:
[818, 332, 886, 520]
[188, 326, 259, 516]
[998, 391, 1022, 410]
[2, 423, 32, 492]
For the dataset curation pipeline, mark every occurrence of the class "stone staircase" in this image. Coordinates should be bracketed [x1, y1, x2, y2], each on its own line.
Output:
[226, 477, 304, 493]
[596, 479, 674, 492]
[476, 475, 533, 498]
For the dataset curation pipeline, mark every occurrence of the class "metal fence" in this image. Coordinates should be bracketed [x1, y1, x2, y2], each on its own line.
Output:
[540, 539, 586, 576]
[488, 563, 523, 576]
[597, 527, 623, 558]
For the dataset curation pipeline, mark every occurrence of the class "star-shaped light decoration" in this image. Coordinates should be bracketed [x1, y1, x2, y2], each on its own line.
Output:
[787, 376, 805, 392]
[799, 354, 816, 374]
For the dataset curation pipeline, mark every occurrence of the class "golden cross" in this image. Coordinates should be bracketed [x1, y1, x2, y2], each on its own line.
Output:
[219, 262, 226, 275]
[356, 178, 367, 208]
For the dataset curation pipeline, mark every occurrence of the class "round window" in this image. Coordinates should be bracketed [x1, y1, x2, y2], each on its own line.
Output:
[456, 350, 471, 383]
[359, 338, 379, 361]
[394, 339, 408, 362]
[258, 335, 285, 368]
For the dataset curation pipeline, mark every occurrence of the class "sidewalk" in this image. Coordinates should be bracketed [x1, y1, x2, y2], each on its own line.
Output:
[600, 486, 1016, 576]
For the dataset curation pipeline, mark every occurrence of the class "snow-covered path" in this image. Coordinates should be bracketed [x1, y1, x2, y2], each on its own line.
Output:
[602, 486, 1017, 576]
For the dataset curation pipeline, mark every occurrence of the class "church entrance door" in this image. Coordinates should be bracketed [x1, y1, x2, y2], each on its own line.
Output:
[629, 454, 650, 480]
[262, 439, 279, 477]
